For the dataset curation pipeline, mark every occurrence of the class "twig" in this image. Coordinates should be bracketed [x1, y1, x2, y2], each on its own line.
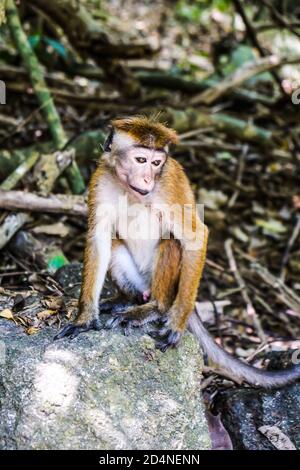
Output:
[255, 22, 300, 33]
[280, 215, 300, 281]
[251, 262, 300, 315]
[202, 365, 243, 385]
[0, 152, 40, 190]
[136, 70, 276, 106]
[166, 107, 273, 146]
[228, 144, 249, 208]
[0, 190, 87, 217]
[224, 238, 266, 341]
[0, 113, 20, 127]
[261, 0, 300, 40]
[232, 0, 285, 95]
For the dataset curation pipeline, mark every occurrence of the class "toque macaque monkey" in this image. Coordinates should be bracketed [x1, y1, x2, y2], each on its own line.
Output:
[55, 116, 300, 388]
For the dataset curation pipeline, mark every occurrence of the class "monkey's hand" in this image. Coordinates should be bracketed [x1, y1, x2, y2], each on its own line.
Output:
[54, 318, 101, 340]
[155, 317, 182, 352]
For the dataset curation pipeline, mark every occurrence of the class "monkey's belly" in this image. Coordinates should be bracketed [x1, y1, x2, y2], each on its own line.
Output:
[126, 238, 158, 277]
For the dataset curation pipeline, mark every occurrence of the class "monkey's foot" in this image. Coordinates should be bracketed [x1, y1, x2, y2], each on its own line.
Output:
[54, 318, 101, 340]
[105, 304, 159, 336]
[155, 322, 182, 352]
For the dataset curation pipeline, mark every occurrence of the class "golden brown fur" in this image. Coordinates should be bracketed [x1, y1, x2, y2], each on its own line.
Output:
[112, 116, 179, 148]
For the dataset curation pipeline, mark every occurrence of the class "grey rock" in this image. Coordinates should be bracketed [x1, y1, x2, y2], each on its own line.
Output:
[215, 384, 300, 450]
[0, 319, 210, 450]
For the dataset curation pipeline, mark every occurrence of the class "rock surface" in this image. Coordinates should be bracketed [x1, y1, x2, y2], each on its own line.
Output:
[215, 384, 300, 450]
[0, 318, 211, 450]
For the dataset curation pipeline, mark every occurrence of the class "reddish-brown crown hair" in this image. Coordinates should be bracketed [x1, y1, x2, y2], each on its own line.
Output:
[111, 116, 179, 148]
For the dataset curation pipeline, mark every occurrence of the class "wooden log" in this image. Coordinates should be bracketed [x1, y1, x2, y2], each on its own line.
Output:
[0, 190, 87, 217]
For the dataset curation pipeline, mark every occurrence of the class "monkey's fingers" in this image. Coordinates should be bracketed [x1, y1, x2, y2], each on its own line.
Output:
[54, 319, 101, 341]
[155, 329, 182, 352]
[105, 315, 124, 330]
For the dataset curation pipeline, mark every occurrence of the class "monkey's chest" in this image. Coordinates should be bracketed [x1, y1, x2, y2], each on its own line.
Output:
[116, 204, 161, 274]
[126, 238, 158, 275]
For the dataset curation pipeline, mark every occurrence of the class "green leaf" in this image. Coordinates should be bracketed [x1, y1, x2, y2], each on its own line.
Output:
[44, 37, 68, 59]
[255, 218, 287, 235]
[28, 34, 41, 49]
[47, 254, 69, 273]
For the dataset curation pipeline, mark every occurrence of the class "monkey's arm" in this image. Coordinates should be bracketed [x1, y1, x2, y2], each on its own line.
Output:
[54, 225, 112, 339]
[55, 167, 113, 340]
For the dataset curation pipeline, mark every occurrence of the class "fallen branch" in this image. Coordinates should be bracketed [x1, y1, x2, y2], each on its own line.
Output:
[165, 108, 273, 145]
[0, 190, 87, 217]
[190, 54, 300, 105]
[136, 70, 276, 106]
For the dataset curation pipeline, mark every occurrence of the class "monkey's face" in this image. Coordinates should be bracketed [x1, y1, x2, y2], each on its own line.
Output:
[115, 146, 167, 199]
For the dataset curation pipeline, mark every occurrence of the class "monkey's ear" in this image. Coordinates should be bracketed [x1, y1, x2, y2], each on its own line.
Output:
[103, 128, 115, 152]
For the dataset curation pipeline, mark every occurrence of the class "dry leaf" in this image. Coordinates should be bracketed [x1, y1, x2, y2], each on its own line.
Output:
[37, 309, 56, 320]
[259, 425, 296, 450]
[26, 326, 40, 335]
[32, 222, 70, 237]
[42, 296, 64, 310]
[0, 308, 13, 320]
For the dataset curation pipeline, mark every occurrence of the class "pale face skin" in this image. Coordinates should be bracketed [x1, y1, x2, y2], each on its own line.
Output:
[115, 145, 167, 200]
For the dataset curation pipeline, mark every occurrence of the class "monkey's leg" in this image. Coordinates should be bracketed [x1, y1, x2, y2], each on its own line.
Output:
[156, 225, 209, 352]
[149, 239, 183, 351]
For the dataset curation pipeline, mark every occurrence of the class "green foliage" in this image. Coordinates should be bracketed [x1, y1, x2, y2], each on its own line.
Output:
[175, 0, 232, 23]
[47, 254, 69, 273]
[44, 38, 67, 59]
[222, 44, 273, 84]
[28, 35, 67, 59]
[28, 34, 41, 48]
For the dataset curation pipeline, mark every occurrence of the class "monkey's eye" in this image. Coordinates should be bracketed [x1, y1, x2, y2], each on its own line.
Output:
[152, 160, 161, 167]
[136, 157, 147, 163]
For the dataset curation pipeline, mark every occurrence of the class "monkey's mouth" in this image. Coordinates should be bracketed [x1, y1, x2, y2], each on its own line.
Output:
[129, 185, 149, 196]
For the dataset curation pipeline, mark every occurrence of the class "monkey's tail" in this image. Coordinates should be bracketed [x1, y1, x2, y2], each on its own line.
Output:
[188, 311, 300, 388]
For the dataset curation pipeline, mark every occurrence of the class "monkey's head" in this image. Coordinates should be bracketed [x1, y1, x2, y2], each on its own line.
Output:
[103, 116, 178, 199]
